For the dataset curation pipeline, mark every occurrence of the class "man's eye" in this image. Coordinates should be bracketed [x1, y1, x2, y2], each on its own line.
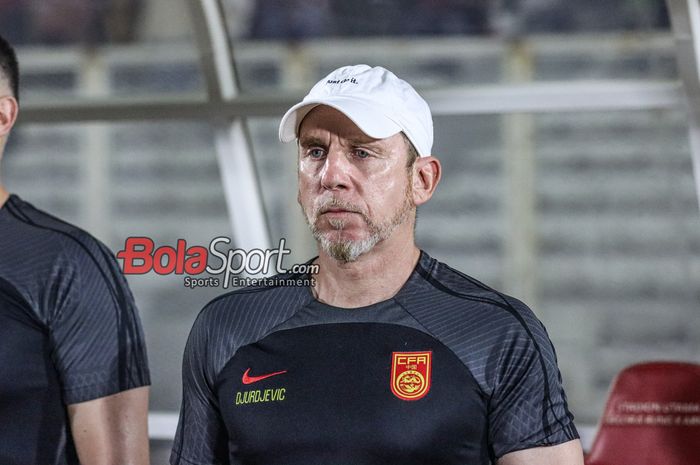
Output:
[355, 149, 370, 159]
[308, 148, 325, 159]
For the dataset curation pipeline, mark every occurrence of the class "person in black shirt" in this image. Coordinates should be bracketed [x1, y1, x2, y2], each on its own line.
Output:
[0, 34, 151, 465]
[172, 64, 583, 465]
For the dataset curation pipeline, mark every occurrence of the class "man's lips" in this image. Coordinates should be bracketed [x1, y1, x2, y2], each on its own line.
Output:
[320, 208, 360, 215]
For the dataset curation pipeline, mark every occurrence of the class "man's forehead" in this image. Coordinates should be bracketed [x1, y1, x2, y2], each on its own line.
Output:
[298, 105, 387, 144]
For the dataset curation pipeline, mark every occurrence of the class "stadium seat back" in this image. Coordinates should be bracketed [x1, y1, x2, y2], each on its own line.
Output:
[586, 361, 700, 465]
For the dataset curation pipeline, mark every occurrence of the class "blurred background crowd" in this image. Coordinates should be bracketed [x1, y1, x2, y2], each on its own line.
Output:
[0, 0, 670, 44]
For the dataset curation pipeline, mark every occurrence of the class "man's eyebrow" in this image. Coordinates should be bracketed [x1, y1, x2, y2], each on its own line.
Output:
[298, 135, 382, 149]
[298, 136, 326, 147]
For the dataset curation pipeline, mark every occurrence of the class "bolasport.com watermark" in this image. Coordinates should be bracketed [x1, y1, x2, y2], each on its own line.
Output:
[115, 237, 317, 289]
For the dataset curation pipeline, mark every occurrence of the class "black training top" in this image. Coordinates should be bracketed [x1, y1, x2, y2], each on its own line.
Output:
[0, 194, 150, 465]
[171, 251, 578, 465]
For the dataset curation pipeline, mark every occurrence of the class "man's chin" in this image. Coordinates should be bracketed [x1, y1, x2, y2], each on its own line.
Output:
[327, 242, 361, 263]
[317, 235, 379, 263]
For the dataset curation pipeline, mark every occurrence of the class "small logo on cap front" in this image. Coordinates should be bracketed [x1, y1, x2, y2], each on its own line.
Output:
[326, 77, 358, 85]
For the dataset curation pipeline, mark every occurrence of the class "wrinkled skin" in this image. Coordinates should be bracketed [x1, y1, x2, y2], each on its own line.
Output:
[297, 105, 415, 263]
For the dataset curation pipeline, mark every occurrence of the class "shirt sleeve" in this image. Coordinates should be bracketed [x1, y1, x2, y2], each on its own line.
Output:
[48, 235, 150, 404]
[487, 298, 578, 459]
[171, 306, 230, 465]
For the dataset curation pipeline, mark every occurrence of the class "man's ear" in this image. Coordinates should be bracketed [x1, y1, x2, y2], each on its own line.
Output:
[411, 156, 441, 206]
[0, 95, 19, 138]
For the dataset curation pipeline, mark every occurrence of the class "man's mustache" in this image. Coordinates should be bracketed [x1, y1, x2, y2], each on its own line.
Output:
[315, 198, 365, 216]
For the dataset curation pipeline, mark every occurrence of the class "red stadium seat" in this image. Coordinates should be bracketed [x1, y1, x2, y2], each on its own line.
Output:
[585, 361, 700, 465]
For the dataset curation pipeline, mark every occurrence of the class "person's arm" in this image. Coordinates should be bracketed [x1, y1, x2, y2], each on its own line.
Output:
[48, 239, 151, 463]
[484, 296, 580, 462]
[171, 304, 230, 465]
[68, 386, 150, 465]
[498, 439, 584, 465]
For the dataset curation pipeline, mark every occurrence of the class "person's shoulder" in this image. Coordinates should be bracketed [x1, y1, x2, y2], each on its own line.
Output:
[192, 271, 314, 340]
[184, 272, 314, 375]
[407, 250, 538, 325]
[3, 194, 113, 260]
[403, 251, 555, 397]
[0, 195, 123, 289]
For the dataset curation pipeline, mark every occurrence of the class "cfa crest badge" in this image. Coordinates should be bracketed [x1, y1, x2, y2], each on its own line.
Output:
[390, 351, 432, 401]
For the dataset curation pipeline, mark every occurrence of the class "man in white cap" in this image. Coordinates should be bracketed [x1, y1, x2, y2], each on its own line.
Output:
[172, 64, 583, 465]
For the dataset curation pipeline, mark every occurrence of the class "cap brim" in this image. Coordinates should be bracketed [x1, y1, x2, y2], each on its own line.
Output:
[279, 97, 402, 143]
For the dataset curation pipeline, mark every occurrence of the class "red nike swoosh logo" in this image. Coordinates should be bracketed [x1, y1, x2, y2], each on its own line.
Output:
[242, 368, 287, 385]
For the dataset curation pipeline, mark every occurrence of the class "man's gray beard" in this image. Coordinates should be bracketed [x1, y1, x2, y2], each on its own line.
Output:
[306, 193, 414, 263]
[316, 221, 381, 263]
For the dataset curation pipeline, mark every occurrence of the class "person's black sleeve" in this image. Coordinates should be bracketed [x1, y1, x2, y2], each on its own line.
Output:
[50, 236, 150, 404]
[171, 306, 230, 465]
[487, 298, 578, 458]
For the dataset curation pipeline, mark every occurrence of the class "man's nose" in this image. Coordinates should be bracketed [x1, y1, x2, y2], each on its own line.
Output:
[320, 150, 352, 190]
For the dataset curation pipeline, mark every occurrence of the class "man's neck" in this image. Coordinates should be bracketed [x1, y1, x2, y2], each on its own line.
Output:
[311, 228, 420, 308]
[0, 185, 9, 208]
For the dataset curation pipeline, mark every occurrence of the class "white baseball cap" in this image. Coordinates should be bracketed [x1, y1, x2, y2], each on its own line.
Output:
[278, 64, 433, 157]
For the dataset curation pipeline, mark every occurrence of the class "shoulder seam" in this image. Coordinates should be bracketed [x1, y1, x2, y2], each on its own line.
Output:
[7, 196, 92, 236]
[414, 259, 569, 437]
[6, 198, 111, 274]
[6, 197, 141, 391]
[6, 200, 120, 300]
